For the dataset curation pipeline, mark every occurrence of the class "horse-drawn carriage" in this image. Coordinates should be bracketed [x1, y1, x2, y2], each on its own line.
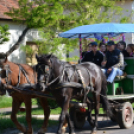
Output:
[1, 23, 134, 134]
[69, 57, 134, 130]
[58, 23, 134, 132]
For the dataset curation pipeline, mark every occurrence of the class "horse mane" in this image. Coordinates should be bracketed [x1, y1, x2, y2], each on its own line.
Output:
[40, 54, 58, 59]
[39, 54, 70, 65]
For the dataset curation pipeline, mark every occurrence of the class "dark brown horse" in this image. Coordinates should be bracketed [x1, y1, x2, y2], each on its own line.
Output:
[35, 54, 112, 134]
[0, 53, 50, 134]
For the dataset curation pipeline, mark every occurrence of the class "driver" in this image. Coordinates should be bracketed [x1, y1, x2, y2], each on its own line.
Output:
[81, 42, 104, 67]
[101, 41, 125, 83]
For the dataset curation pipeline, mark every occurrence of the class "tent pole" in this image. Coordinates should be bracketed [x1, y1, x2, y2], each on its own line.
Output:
[79, 34, 82, 60]
[122, 33, 125, 41]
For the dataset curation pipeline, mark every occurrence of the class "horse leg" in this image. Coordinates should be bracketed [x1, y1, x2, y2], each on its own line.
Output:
[91, 93, 100, 134]
[24, 97, 33, 134]
[66, 111, 75, 134]
[37, 97, 50, 134]
[87, 102, 94, 127]
[11, 98, 26, 133]
[61, 119, 68, 134]
[57, 96, 75, 134]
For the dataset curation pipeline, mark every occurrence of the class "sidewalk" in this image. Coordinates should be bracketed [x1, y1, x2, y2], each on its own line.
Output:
[0, 106, 108, 121]
[0, 105, 38, 114]
[0, 106, 60, 120]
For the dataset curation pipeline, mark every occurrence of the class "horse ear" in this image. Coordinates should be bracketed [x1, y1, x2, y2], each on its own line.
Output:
[35, 54, 39, 60]
[47, 54, 52, 59]
[5, 53, 8, 62]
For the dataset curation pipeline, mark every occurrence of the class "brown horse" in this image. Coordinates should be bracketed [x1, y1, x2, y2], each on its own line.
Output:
[0, 53, 50, 134]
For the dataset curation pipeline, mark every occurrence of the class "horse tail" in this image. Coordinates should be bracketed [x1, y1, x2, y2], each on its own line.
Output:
[100, 71, 113, 117]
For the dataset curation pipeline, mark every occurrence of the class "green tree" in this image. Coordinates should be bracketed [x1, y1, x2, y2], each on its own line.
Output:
[5, 0, 129, 61]
[5, 0, 63, 56]
[0, 25, 10, 45]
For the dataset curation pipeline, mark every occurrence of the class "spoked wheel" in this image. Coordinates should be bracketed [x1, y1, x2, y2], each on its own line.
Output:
[69, 106, 86, 129]
[117, 102, 133, 129]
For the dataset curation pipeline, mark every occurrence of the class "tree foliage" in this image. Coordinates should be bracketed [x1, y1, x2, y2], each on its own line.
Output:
[0, 25, 10, 45]
[6, 0, 64, 29]
[5, 0, 130, 61]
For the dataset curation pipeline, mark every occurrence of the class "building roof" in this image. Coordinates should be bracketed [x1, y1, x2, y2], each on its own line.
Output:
[0, 0, 19, 19]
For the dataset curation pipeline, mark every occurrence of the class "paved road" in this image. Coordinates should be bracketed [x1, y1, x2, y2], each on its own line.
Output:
[46, 118, 134, 134]
[2, 117, 134, 134]
[1, 107, 134, 134]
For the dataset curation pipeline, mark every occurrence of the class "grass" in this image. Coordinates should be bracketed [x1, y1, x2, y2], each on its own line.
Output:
[1, 96, 134, 116]
[17, 107, 61, 115]
[0, 95, 61, 115]
[0, 114, 58, 134]
[0, 96, 38, 108]
[0, 96, 12, 108]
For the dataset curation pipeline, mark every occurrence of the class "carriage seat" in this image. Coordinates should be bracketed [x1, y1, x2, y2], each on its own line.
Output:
[115, 72, 127, 81]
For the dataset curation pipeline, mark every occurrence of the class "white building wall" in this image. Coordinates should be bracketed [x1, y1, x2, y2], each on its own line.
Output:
[114, 0, 133, 44]
[0, 20, 38, 63]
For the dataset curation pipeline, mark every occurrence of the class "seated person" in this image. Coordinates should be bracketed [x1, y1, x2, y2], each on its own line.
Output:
[101, 41, 125, 83]
[99, 42, 107, 55]
[117, 41, 129, 57]
[82, 43, 92, 58]
[81, 42, 104, 67]
[126, 44, 134, 57]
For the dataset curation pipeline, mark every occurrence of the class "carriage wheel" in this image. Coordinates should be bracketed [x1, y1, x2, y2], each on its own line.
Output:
[110, 108, 117, 122]
[69, 106, 86, 129]
[117, 102, 133, 129]
[110, 116, 116, 122]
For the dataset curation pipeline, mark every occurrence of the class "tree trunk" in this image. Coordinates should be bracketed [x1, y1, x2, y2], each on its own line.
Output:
[6, 27, 30, 56]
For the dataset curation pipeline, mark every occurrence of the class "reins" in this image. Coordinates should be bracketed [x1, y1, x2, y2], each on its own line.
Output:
[37, 60, 121, 106]
[16, 64, 31, 86]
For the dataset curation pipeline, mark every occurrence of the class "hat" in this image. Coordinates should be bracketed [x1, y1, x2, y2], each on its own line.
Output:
[107, 40, 115, 46]
[90, 42, 98, 46]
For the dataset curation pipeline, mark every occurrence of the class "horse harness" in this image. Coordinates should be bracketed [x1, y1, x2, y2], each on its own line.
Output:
[38, 62, 94, 103]
[61, 64, 94, 103]
[3, 64, 32, 95]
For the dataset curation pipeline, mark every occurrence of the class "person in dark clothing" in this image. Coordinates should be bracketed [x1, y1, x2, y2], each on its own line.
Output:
[117, 41, 129, 57]
[82, 43, 92, 58]
[99, 42, 107, 55]
[81, 42, 104, 67]
[101, 41, 125, 83]
[82, 51, 87, 58]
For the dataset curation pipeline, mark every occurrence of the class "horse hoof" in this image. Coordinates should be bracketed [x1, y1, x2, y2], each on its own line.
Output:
[19, 123, 26, 133]
[37, 128, 47, 134]
[61, 126, 66, 134]
[24, 128, 33, 134]
[24, 131, 33, 134]
[24, 132, 33, 134]
[91, 132, 96, 134]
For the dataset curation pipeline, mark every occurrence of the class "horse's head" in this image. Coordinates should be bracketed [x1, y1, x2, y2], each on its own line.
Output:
[0, 52, 8, 68]
[35, 54, 52, 91]
[0, 70, 7, 96]
[0, 53, 8, 95]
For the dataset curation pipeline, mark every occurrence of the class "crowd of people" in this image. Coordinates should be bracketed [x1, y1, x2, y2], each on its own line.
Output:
[81, 40, 134, 84]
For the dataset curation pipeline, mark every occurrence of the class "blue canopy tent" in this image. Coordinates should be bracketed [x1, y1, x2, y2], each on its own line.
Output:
[58, 23, 134, 59]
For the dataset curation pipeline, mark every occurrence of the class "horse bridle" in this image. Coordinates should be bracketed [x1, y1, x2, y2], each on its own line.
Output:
[37, 61, 52, 86]
[2, 64, 12, 86]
